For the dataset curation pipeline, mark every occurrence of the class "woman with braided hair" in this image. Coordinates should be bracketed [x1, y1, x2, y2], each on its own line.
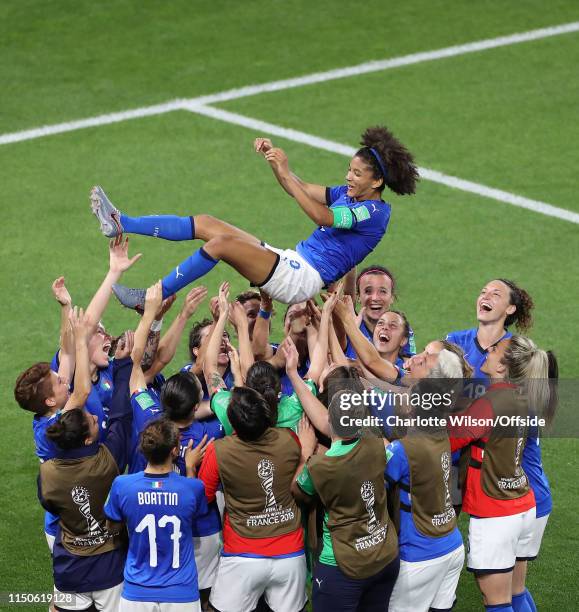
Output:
[90, 126, 418, 307]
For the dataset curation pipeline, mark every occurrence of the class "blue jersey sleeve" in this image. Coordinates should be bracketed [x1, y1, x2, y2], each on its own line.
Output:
[104, 477, 124, 522]
[384, 440, 409, 486]
[131, 389, 162, 434]
[326, 185, 348, 205]
[203, 417, 225, 441]
[192, 479, 209, 518]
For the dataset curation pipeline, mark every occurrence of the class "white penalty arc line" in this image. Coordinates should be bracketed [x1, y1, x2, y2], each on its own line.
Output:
[183, 102, 579, 225]
[1, 21, 579, 146]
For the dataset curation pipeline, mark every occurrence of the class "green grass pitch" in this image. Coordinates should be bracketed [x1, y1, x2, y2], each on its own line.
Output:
[1, 1, 578, 609]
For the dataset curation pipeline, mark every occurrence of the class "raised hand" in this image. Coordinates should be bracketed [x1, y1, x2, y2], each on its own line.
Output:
[109, 235, 142, 275]
[182, 286, 208, 319]
[209, 296, 220, 322]
[68, 306, 90, 342]
[229, 301, 248, 329]
[218, 282, 230, 318]
[155, 294, 177, 320]
[144, 281, 163, 318]
[52, 276, 72, 307]
[280, 335, 299, 372]
[254, 137, 273, 154]
[114, 330, 135, 359]
[264, 148, 290, 178]
[184, 435, 212, 475]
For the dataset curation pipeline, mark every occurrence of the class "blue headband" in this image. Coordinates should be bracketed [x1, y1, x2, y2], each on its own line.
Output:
[369, 147, 388, 181]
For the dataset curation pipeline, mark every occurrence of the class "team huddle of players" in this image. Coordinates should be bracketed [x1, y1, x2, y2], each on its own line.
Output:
[14, 259, 555, 612]
[14, 132, 556, 612]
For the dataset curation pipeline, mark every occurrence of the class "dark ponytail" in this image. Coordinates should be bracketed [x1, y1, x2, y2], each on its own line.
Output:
[245, 361, 281, 415]
[46, 408, 90, 450]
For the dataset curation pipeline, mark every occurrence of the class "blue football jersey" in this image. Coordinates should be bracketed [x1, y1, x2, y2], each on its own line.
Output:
[180, 363, 234, 401]
[522, 427, 552, 518]
[385, 441, 463, 562]
[296, 185, 391, 285]
[445, 328, 512, 398]
[129, 389, 224, 537]
[105, 471, 207, 603]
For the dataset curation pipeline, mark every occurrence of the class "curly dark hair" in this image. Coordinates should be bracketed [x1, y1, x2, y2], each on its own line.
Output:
[496, 279, 534, 332]
[357, 125, 419, 196]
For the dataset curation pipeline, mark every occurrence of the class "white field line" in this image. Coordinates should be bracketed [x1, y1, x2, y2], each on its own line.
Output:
[0, 100, 187, 146]
[1, 21, 578, 146]
[193, 21, 579, 105]
[184, 102, 579, 225]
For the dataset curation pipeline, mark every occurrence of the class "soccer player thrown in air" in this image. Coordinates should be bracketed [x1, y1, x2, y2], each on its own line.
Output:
[104, 418, 210, 612]
[385, 349, 465, 612]
[198, 387, 308, 612]
[446, 279, 534, 398]
[90, 126, 418, 308]
[448, 336, 558, 612]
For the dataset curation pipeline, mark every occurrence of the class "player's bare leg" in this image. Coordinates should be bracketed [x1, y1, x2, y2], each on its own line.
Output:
[112, 235, 279, 310]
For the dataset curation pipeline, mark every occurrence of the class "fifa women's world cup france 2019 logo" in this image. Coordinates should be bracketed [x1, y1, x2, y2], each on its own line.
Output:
[360, 481, 378, 534]
[441, 451, 453, 510]
[257, 459, 278, 513]
[71, 486, 103, 536]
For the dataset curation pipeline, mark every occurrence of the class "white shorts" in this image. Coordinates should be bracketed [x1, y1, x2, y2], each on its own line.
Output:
[119, 598, 201, 612]
[46, 532, 55, 553]
[209, 554, 307, 612]
[53, 582, 122, 610]
[467, 508, 536, 573]
[517, 513, 550, 560]
[389, 545, 464, 612]
[194, 531, 222, 589]
[259, 246, 324, 304]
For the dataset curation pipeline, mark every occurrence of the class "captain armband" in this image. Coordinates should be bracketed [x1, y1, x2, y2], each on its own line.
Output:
[332, 206, 354, 229]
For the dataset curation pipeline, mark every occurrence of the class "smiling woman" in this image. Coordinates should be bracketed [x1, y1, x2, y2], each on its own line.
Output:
[90, 126, 418, 308]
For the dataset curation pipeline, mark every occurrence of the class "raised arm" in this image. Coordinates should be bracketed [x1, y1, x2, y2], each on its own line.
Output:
[282, 337, 330, 437]
[251, 290, 275, 360]
[145, 287, 207, 382]
[52, 276, 75, 383]
[262, 147, 333, 227]
[333, 298, 399, 382]
[203, 282, 230, 396]
[130, 282, 162, 395]
[229, 301, 254, 378]
[305, 291, 336, 384]
[63, 307, 92, 410]
[255, 138, 327, 203]
[84, 236, 142, 334]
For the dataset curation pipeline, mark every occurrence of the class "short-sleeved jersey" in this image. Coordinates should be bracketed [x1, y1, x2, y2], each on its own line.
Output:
[210, 380, 317, 435]
[296, 185, 391, 285]
[385, 441, 463, 562]
[129, 389, 224, 537]
[523, 427, 552, 518]
[446, 328, 512, 398]
[105, 471, 207, 603]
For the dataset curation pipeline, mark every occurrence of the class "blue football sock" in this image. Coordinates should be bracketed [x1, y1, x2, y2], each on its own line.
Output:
[485, 605, 514, 612]
[512, 592, 532, 612]
[524, 590, 537, 612]
[161, 248, 218, 297]
[120, 214, 194, 241]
